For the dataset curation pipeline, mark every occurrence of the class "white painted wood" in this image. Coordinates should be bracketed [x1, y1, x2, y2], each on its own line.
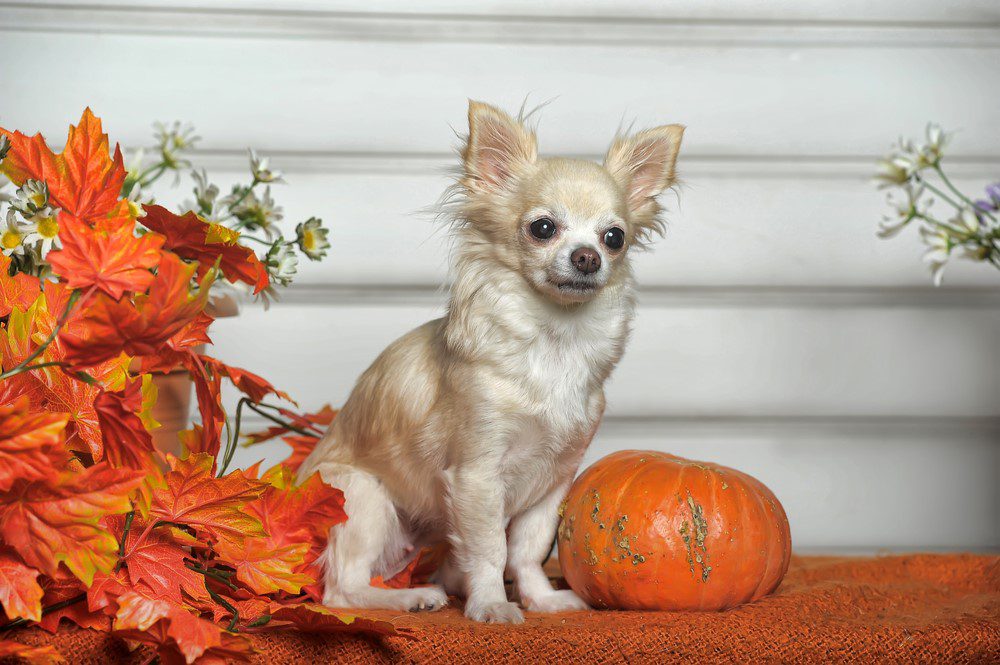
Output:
[1, 32, 998, 158]
[21, 0, 1000, 24]
[207, 303, 1000, 418]
[144, 164, 1000, 289]
[230, 415, 999, 551]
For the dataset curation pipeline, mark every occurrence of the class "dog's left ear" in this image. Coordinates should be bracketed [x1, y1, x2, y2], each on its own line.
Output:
[604, 125, 685, 219]
[462, 100, 538, 193]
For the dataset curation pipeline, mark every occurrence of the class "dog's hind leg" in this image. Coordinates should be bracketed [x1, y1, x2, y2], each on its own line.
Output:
[314, 462, 447, 611]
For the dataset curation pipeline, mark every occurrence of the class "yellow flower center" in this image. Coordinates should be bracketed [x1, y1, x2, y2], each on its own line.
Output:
[1, 228, 22, 250]
[36, 216, 59, 239]
[29, 191, 47, 208]
[303, 229, 316, 251]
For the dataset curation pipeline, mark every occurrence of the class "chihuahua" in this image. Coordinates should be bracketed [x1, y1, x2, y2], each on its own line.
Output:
[298, 101, 683, 623]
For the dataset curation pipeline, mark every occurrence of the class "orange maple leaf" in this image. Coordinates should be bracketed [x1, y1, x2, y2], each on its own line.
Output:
[262, 603, 407, 638]
[59, 252, 211, 369]
[47, 210, 164, 300]
[0, 108, 126, 224]
[141, 205, 269, 294]
[0, 464, 143, 585]
[1, 287, 128, 460]
[0, 254, 40, 318]
[36, 570, 110, 634]
[113, 591, 255, 665]
[0, 547, 44, 623]
[0, 397, 69, 492]
[213, 537, 313, 595]
[149, 454, 267, 544]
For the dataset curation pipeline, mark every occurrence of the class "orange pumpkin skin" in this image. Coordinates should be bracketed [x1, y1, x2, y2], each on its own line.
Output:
[557, 450, 791, 611]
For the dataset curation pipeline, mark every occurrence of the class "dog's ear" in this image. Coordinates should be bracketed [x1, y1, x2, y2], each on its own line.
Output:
[462, 100, 537, 193]
[604, 125, 684, 220]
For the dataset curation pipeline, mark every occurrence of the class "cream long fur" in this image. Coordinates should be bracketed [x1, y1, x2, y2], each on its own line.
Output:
[298, 101, 683, 623]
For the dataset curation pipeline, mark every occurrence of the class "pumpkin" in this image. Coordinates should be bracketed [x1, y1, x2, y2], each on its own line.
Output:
[557, 450, 791, 611]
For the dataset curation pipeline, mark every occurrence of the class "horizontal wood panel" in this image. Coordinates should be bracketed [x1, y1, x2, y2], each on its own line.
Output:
[144, 164, 1000, 289]
[231, 415, 999, 551]
[1, 32, 998, 158]
[207, 303, 1000, 418]
[21, 1, 1000, 24]
[6, 3, 1000, 50]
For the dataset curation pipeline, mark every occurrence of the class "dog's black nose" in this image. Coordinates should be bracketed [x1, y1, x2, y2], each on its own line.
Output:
[570, 247, 601, 275]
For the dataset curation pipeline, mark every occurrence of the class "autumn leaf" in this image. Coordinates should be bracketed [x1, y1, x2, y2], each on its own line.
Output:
[102, 514, 210, 607]
[213, 537, 313, 595]
[1, 287, 128, 459]
[113, 592, 255, 665]
[149, 454, 267, 544]
[141, 205, 269, 294]
[95, 378, 157, 471]
[263, 603, 408, 638]
[0, 108, 126, 224]
[47, 210, 164, 300]
[0, 397, 69, 491]
[0, 639, 65, 664]
[36, 570, 109, 633]
[0, 547, 43, 622]
[0, 253, 40, 317]
[59, 252, 211, 369]
[0, 464, 143, 585]
[243, 404, 335, 445]
[200, 355, 292, 404]
[278, 436, 319, 473]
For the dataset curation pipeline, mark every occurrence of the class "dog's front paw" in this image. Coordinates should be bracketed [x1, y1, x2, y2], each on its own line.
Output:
[523, 589, 590, 613]
[465, 600, 525, 624]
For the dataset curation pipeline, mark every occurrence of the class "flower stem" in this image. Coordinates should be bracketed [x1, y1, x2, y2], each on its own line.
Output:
[935, 165, 998, 223]
[208, 588, 240, 632]
[246, 402, 321, 438]
[914, 175, 962, 211]
[225, 178, 260, 214]
[0, 288, 86, 382]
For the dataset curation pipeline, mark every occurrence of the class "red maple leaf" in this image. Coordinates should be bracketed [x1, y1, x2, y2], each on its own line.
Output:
[47, 209, 164, 300]
[102, 514, 210, 607]
[0, 547, 44, 623]
[278, 436, 319, 473]
[0, 108, 126, 224]
[0, 254, 40, 317]
[149, 454, 267, 545]
[0, 397, 69, 492]
[199, 354, 292, 404]
[0, 464, 143, 585]
[94, 378, 158, 471]
[36, 570, 109, 634]
[59, 252, 210, 369]
[140, 205, 269, 294]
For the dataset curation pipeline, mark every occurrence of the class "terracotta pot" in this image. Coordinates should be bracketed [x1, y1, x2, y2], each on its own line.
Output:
[144, 293, 239, 457]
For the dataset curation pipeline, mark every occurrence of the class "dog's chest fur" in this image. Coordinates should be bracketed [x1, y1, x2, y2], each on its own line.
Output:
[446, 273, 635, 512]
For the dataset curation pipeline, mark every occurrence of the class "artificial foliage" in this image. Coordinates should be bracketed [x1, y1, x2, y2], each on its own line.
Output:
[0, 110, 412, 663]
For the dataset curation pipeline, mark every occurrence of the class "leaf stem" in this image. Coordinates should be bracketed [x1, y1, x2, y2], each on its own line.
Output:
[115, 510, 136, 573]
[218, 397, 251, 477]
[208, 588, 240, 632]
[0, 593, 88, 632]
[246, 402, 320, 438]
[225, 178, 260, 215]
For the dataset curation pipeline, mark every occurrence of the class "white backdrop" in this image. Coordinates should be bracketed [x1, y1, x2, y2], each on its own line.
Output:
[1, 0, 998, 551]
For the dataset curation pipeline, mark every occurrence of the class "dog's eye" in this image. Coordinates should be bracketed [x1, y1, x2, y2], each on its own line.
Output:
[603, 227, 625, 250]
[529, 217, 557, 240]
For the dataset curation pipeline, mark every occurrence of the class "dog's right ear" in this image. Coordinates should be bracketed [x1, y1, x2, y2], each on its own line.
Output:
[462, 101, 537, 194]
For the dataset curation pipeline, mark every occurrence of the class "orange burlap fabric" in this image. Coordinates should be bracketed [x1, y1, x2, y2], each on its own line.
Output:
[8, 554, 999, 664]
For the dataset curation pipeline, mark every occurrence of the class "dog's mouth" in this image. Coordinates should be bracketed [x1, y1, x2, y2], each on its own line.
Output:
[550, 279, 599, 293]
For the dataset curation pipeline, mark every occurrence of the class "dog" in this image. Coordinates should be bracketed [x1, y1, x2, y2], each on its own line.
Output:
[298, 101, 684, 623]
